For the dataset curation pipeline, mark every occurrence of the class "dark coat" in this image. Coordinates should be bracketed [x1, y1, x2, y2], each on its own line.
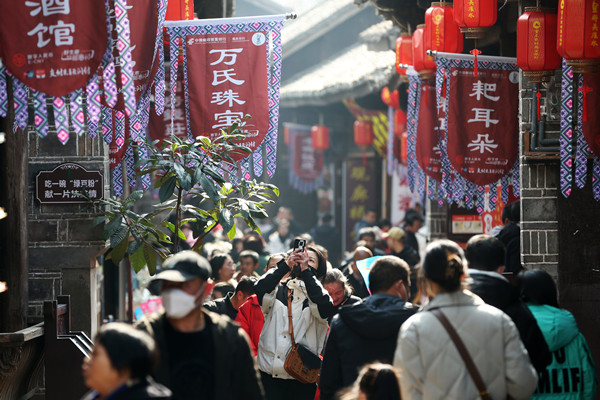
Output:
[319, 294, 416, 400]
[343, 266, 370, 299]
[204, 292, 237, 320]
[497, 222, 523, 274]
[135, 309, 264, 400]
[468, 269, 552, 373]
[80, 377, 172, 400]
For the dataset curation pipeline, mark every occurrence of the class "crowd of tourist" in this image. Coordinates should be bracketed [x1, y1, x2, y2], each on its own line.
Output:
[80, 206, 597, 400]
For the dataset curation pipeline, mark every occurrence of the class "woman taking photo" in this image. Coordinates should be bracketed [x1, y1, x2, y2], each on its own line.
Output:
[255, 245, 333, 400]
[393, 239, 538, 400]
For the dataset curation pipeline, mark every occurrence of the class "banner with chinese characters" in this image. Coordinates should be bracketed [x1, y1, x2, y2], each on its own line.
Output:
[560, 61, 600, 201]
[148, 67, 188, 146]
[435, 52, 519, 213]
[287, 123, 323, 194]
[164, 15, 285, 178]
[0, 0, 106, 96]
[344, 158, 377, 250]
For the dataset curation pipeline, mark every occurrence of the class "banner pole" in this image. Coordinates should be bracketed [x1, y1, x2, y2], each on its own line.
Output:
[164, 13, 296, 27]
[427, 50, 516, 64]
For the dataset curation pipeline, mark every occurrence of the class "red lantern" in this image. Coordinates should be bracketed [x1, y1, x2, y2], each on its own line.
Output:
[166, 0, 194, 20]
[395, 35, 413, 77]
[517, 8, 561, 82]
[311, 125, 330, 151]
[354, 120, 374, 147]
[412, 25, 436, 80]
[381, 87, 400, 109]
[425, 2, 464, 54]
[453, 0, 497, 39]
[394, 109, 407, 137]
[557, 0, 600, 73]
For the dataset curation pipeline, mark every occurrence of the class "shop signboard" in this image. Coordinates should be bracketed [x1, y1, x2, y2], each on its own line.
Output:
[35, 163, 103, 204]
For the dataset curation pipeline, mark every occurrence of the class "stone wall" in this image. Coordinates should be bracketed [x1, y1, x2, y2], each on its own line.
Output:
[518, 76, 561, 280]
[27, 130, 108, 336]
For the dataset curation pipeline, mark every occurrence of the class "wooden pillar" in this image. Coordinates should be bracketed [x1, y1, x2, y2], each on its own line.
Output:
[0, 89, 29, 332]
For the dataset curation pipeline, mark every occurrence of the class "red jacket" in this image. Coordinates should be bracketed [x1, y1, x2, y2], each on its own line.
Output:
[235, 294, 264, 356]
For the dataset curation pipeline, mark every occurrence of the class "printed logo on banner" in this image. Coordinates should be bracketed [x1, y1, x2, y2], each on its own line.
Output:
[185, 32, 269, 162]
[0, 0, 106, 96]
[447, 68, 518, 186]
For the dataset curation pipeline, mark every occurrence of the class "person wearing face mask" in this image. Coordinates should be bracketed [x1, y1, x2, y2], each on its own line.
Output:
[135, 250, 265, 400]
[319, 256, 416, 400]
[254, 246, 333, 400]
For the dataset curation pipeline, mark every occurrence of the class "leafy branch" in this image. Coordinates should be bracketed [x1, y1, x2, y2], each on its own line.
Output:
[90, 118, 279, 274]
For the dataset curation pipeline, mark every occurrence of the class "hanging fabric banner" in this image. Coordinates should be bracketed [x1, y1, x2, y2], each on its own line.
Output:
[405, 68, 427, 202]
[560, 60, 600, 200]
[164, 14, 286, 179]
[435, 51, 520, 212]
[416, 81, 443, 183]
[287, 123, 324, 194]
[0, 0, 107, 97]
[148, 66, 188, 147]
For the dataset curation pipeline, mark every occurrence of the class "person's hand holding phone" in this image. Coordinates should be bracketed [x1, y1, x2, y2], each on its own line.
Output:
[286, 239, 308, 272]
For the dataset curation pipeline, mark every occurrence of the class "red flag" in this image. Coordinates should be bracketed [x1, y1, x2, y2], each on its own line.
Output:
[416, 82, 443, 182]
[291, 126, 323, 181]
[148, 68, 187, 147]
[447, 68, 519, 186]
[185, 31, 269, 162]
[582, 73, 600, 157]
[0, 0, 106, 96]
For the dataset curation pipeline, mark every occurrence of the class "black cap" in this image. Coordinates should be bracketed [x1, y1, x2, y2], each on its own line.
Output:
[153, 251, 211, 283]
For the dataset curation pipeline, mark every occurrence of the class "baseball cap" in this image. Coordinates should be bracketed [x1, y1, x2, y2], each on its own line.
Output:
[383, 227, 405, 241]
[153, 250, 212, 282]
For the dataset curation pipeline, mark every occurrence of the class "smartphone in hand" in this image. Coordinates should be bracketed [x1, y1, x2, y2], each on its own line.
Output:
[293, 238, 306, 253]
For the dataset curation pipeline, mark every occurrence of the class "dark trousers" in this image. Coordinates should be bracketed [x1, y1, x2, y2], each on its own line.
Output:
[260, 371, 317, 400]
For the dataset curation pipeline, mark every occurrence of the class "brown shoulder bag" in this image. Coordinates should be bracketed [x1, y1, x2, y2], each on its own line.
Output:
[283, 289, 321, 384]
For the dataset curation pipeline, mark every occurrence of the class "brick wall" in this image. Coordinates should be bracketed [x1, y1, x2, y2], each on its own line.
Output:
[518, 76, 561, 280]
[27, 130, 109, 336]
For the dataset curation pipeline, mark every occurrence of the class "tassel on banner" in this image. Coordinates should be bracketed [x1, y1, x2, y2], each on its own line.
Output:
[470, 40, 481, 77]
[578, 79, 592, 123]
[86, 73, 103, 138]
[70, 89, 86, 136]
[53, 96, 70, 144]
[12, 77, 29, 133]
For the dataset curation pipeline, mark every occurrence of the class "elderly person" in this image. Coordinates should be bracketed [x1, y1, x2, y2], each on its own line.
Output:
[393, 240, 538, 400]
[322, 268, 361, 322]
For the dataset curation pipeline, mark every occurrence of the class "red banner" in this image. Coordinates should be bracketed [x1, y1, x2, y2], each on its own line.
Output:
[416, 82, 443, 182]
[0, 0, 106, 96]
[291, 126, 323, 181]
[447, 68, 519, 186]
[148, 68, 187, 146]
[582, 73, 600, 158]
[185, 31, 269, 161]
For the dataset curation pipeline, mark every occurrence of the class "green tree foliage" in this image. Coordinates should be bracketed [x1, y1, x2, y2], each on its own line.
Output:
[90, 120, 279, 274]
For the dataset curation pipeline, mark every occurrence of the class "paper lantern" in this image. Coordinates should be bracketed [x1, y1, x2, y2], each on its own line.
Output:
[381, 87, 400, 109]
[517, 8, 561, 81]
[166, 0, 194, 20]
[412, 25, 436, 80]
[425, 2, 464, 55]
[311, 125, 330, 151]
[354, 120, 374, 147]
[395, 35, 413, 77]
[394, 109, 407, 137]
[453, 0, 497, 39]
[557, 0, 600, 73]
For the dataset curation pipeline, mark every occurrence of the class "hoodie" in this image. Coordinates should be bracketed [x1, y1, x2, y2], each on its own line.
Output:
[528, 304, 598, 399]
[319, 294, 416, 400]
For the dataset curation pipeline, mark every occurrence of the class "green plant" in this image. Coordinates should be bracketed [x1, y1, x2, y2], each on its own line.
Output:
[91, 120, 279, 274]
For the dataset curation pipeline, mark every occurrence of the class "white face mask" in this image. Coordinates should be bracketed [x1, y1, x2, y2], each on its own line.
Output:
[161, 285, 204, 319]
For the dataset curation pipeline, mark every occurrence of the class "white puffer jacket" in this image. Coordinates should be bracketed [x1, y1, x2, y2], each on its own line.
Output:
[394, 290, 538, 400]
[255, 261, 333, 380]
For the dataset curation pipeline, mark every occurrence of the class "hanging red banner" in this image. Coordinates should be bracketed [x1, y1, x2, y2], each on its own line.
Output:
[447, 68, 519, 186]
[109, 124, 129, 170]
[148, 68, 187, 146]
[291, 126, 323, 181]
[582, 73, 600, 157]
[185, 31, 269, 161]
[0, 0, 107, 97]
[416, 82, 443, 182]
